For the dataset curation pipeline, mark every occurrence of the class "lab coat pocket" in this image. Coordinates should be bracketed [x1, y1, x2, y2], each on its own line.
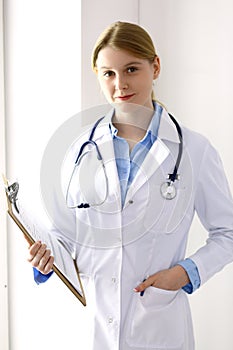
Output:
[126, 287, 185, 349]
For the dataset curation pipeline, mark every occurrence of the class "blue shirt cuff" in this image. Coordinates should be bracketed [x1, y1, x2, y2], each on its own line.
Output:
[33, 267, 53, 284]
[177, 258, 200, 294]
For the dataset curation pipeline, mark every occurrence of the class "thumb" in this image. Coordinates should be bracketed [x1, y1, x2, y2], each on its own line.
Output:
[134, 276, 152, 294]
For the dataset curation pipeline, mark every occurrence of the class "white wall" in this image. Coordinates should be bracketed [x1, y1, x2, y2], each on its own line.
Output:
[0, 1, 9, 349]
[3, 0, 233, 349]
[3, 1, 87, 350]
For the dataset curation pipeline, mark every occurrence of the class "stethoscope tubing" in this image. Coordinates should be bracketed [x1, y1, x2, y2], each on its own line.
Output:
[167, 113, 183, 183]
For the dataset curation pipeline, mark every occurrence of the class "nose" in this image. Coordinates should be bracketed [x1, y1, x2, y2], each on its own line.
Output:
[114, 74, 128, 91]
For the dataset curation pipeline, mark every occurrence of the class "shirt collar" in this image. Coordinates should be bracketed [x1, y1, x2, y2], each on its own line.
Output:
[157, 108, 181, 143]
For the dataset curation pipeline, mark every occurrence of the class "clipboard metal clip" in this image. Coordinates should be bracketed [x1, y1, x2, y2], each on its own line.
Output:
[5, 180, 20, 213]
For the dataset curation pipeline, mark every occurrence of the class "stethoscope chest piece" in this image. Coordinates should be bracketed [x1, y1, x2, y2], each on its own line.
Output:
[160, 181, 177, 200]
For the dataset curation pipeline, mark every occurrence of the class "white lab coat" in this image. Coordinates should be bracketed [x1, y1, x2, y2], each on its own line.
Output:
[57, 107, 233, 350]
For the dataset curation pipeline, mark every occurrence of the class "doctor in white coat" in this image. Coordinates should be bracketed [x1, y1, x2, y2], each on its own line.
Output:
[28, 22, 233, 350]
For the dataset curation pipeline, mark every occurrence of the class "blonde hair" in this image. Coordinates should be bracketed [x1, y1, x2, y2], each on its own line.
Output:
[92, 21, 158, 99]
[92, 21, 157, 70]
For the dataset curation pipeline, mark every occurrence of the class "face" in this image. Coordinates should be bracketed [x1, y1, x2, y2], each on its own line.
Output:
[95, 47, 160, 110]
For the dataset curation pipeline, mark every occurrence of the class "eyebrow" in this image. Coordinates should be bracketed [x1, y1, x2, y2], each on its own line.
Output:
[99, 61, 143, 70]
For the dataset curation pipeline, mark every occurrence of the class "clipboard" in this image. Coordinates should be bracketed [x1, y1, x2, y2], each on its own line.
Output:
[3, 175, 86, 306]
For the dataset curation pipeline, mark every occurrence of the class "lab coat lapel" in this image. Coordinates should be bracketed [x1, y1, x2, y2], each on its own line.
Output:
[158, 108, 181, 144]
[125, 138, 170, 201]
[125, 109, 180, 200]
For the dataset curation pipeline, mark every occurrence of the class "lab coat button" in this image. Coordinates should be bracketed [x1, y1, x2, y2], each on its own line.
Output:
[108, 317, 113, 324]
[128, 199, 134, 204]
[111, 277, 117, 283]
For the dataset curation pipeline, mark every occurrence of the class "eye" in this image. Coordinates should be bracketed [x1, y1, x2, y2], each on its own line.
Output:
[127, 66, 138, 73]
[103, 70, 115, 78]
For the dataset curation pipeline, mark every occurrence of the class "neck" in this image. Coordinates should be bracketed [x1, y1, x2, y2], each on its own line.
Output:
[112, 103, 155, 150]
[112, 102, 154, 132]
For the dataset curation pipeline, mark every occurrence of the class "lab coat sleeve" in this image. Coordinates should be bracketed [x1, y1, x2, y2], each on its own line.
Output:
[190, 142, 233, 285]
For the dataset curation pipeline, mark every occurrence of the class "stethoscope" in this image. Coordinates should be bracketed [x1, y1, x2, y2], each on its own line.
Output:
[66, 113, 183, 209]
[160, 113, 183, 200]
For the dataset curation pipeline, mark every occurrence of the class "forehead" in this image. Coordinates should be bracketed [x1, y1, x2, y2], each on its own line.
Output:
[96, 46, 145, 69]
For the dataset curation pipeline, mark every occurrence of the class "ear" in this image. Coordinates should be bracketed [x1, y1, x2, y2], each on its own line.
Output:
[153, 56, 160, 80]
[93, 67, 98, 75]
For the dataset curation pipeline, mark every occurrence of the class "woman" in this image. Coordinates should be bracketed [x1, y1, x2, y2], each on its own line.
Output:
[28, 21, 233, 350]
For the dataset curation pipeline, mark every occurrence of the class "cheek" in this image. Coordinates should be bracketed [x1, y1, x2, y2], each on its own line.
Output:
[138, 78, 153, 94]
[98, 79, 112, 95]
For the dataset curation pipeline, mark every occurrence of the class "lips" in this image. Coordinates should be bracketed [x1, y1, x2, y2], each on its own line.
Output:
[115, 93, 135, 101]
